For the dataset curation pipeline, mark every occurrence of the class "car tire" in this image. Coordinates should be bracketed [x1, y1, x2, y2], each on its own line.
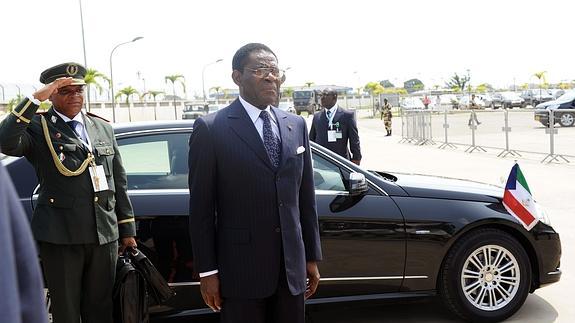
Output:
[558, 113, 575, 127]
[439, 228, 531, 322]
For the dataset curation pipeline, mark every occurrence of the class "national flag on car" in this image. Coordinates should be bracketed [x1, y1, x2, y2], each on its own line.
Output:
[502, 164, 539, 230]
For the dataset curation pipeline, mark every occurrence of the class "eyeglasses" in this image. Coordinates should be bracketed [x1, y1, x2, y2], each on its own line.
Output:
[57, 87, 85, 96]
[244, 67, 285, 80]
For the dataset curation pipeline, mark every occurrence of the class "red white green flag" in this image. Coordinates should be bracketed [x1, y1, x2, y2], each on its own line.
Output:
[502, 164, 539, 230]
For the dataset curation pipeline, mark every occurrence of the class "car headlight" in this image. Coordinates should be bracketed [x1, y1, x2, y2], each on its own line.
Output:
[534, 202, 551, 226]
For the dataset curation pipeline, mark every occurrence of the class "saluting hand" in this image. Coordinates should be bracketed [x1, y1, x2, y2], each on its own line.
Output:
[32, 77, 75, 102]
[305, 261, 320, 299]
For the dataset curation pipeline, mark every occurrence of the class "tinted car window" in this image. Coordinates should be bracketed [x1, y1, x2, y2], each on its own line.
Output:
[118, 133, 190, 190]
[312, 153, 346, 191]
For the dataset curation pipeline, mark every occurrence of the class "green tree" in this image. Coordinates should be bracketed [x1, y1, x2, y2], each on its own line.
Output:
[6, 94, 24, 113]
[304, 81, 314, 88]
[114, 86, 139, 105]
[475, 83, 493, 93]
[533, 71, 547, 99]
[165, 74, 186, 119]
[403, 79, 424, 93]
[84, 68, 109, 107]
[445, 73, 470, 92]
[379, 79, 395, 88]
[282, 87, 294, 100]
[141, 90, 164, 102]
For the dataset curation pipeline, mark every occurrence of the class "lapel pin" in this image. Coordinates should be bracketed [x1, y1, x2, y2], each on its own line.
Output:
[51, 115, 57, 123]
[55, 132, 62, 139]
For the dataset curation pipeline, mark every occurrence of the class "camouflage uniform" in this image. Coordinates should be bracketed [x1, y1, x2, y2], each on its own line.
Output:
[380, 102, 392, 136]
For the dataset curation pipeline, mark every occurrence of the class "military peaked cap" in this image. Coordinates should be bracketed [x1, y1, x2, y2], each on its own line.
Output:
[39, 62, 87, 85]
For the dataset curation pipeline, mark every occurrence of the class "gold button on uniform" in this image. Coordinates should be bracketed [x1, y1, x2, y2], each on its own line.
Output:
[16, 119, 21, 123]
[49, 198, 54, 203]
[94, 196, 99, 202]
[106, 149, 110, 154]
[59, 146, 64, 151]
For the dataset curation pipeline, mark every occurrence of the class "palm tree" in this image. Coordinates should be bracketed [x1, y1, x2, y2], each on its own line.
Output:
[210, 86, 222, 104]
[165, 74, 186, 119]
[533, 71, 547, 105]
[115, 86, 139, 122]
[84, 68, 110, 109]
[304, 82, 314, 88]
[282, 87, 294, 102]
[140, 90, 164, 120]
[6, 94, 24, 113]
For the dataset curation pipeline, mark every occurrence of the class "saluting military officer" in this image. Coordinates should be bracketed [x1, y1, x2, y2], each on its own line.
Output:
[0, 62, 137, 323]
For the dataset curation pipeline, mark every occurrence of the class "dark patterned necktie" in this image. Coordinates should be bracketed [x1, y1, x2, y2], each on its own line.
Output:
[260, 110, 280, 168]
[66, 120, 81, 139]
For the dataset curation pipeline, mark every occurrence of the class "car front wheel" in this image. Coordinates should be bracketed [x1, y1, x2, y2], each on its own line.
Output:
[559, 113, 574, 127]
[439, 228, 531, 322]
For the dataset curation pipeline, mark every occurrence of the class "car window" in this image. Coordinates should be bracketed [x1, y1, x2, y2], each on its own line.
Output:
[118, 133, 190, 190]
[312, 153, 346, 191]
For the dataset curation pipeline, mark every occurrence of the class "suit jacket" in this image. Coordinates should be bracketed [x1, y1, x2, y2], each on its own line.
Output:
[188, 99, 322, 298]
[0, 163, 48, 323]
[0, 98, 135, 245]
[309, 106, 362, 161]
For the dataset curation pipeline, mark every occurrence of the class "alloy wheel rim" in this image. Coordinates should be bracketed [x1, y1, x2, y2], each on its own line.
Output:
[460, 245, 520, 311]
[560, 114, 573, 126]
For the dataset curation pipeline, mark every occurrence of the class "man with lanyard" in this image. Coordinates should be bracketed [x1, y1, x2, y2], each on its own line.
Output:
[309, 88, 361, 165]
[0, 62, 137, 323]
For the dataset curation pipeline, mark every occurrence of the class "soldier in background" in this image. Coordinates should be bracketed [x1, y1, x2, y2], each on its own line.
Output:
[381, 98, 393, 136]
[0, 62, 137, 323]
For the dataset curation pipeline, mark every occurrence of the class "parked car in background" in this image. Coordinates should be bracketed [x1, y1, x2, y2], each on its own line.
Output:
[277, 101, 296, 114]
[548, 89, 565, 100]
[436, 94, 459, 110]
[459, 95, 485, 109]
[534, 90, 575, 127]
[479, 93, 503, 109]
[520, 89, 553, 107]
[500, 92, 525, 109]
[2, 120, 562, 323]
[182, 103, 208, 119]
[400, 97, 424, 109]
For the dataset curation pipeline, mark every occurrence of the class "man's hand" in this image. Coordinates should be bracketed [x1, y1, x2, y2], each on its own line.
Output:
[305, 261, 320, 299]
[118, 236, 137, 254]
[32, 77, 74, 102]
[200, 274, 222, 312]
[351, 159, 361, 166]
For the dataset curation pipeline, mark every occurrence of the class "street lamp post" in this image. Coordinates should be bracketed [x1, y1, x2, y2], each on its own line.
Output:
[109, 36, 143, 122]
[202, 58, 223, 102]
[0, 84, 4, 102]
[14, 84, 21, 97]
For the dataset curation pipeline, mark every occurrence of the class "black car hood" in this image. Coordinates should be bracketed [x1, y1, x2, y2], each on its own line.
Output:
[387, 172, 503, 203]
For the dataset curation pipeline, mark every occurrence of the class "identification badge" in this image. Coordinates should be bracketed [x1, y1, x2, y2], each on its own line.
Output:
[327, 130, 337, 142]
[335, 131, 343, 139]
[89, 165, 109, 192]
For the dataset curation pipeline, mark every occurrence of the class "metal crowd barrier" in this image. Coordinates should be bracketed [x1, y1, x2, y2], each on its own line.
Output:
[399, 108, 572, 164]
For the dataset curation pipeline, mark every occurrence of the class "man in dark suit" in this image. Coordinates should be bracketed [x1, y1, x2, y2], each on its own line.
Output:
[0, 63, 137, 323]
[188, 43, 322, 323]
[309, 88, 362, 165]
[0, 163, 48, 323]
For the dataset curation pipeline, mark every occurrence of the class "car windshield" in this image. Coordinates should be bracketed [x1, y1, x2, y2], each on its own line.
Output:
[555, 91, 575, 102]
[293, 91, 312, 98]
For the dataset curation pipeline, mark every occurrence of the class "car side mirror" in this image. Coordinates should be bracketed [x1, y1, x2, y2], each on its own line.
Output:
[346, 172, 368, 196]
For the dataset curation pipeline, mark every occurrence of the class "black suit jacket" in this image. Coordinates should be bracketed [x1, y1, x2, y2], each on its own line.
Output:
[309, 106, 361, 161]
[188, 99, 322, 298]
[0, 99, 135, 244]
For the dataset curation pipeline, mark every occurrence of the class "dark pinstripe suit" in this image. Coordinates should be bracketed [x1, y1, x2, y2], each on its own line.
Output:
[188, 99, 322, 299]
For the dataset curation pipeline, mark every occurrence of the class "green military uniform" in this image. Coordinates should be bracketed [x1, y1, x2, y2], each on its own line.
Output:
[0, 63, 135, 323]
[381, 102, 392, 136]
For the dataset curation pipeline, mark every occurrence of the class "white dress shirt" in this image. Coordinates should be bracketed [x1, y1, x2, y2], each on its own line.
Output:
[53, 109, 92, 151]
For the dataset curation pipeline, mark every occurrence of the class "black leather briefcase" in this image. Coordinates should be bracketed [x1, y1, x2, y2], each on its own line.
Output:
[113, 254, 149, 323]
[127, 248, 175, 306]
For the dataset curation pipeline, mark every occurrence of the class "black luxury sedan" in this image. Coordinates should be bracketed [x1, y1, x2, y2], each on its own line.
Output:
[2, 120, 561, 322]
[534, 90, 575, 127]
